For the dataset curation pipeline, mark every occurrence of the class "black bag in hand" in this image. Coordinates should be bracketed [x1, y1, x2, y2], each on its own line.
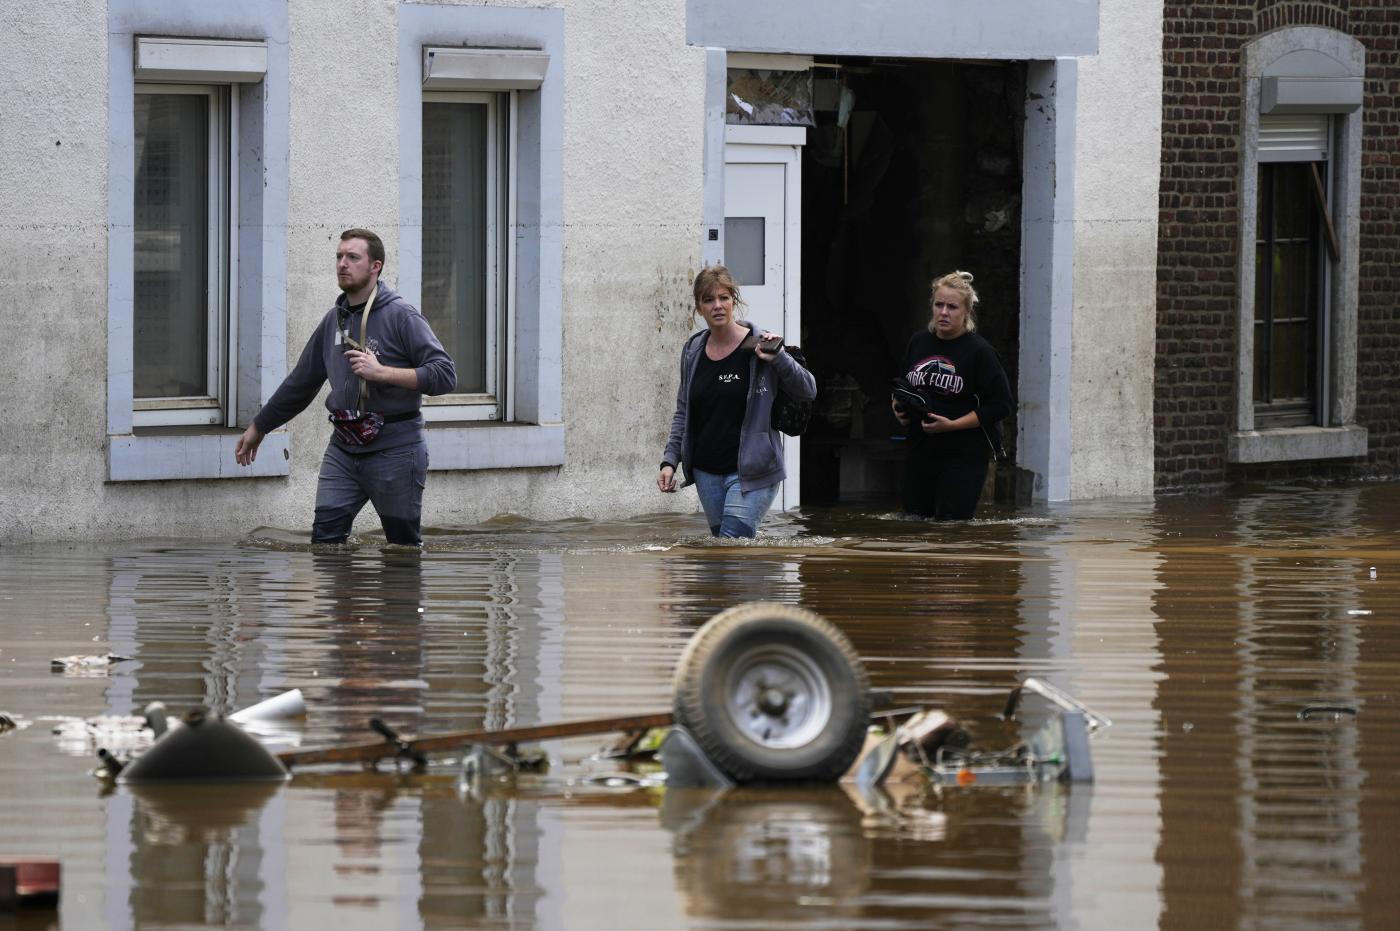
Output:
[890, 377, 933, 419]
[770, 345, 813, 437]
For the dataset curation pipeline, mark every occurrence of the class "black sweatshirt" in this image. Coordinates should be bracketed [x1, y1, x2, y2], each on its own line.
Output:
[898, 329, 1013, 454]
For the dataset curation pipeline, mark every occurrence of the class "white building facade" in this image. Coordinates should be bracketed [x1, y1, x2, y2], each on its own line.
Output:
[0, 0, 1158, 542]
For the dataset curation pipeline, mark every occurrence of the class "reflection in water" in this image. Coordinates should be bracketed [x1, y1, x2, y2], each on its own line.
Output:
[123, 783, 283, 927]
[313, 550, 428, 723]
[418, 780, 541, 928]
[1, 485, 1400, 927]
[662, 787, 870, 921]
[1152, 487, 1400, 930]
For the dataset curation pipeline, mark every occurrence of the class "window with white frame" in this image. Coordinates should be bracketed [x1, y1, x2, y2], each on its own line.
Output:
[129, 37, 265, 430]
[133, 83, 233, 426]
[1229, 28, 1367, 465]
[417, 45, 546, 426]
[107, 9, 288, 484]
[421, 89, 511, 420]
[397, 7, 564, 472]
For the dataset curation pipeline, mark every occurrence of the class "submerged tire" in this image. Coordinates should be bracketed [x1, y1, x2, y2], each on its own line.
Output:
[672, 603, 871, 783]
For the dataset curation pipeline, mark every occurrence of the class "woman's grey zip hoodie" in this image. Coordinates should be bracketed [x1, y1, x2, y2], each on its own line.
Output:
[662, 322, 817, 493]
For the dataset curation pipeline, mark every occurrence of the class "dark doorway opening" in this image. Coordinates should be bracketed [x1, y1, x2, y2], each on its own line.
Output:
[797, 58, 1025, 507]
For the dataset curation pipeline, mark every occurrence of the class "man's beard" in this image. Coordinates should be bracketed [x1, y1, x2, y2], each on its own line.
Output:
[340, 271, 372, 294]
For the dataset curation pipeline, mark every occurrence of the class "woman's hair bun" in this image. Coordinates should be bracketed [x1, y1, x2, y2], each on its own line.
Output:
[953, 270, 974, 284]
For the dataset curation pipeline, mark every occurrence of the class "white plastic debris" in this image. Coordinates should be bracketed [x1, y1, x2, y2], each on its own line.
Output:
[230, 689, 306, 724]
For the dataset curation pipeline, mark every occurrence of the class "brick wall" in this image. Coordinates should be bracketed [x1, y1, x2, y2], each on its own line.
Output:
[1352, 1, 1400, 478]
[1155, 1, 1400, 489]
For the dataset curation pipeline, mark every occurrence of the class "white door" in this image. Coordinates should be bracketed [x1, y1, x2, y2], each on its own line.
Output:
[724, 126, 803, 510]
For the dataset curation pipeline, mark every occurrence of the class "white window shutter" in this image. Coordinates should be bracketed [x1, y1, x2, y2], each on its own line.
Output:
[1258, 113, 1329, 163]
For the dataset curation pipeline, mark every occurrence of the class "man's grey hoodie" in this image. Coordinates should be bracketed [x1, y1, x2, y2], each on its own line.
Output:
[253, 284, 457, 453]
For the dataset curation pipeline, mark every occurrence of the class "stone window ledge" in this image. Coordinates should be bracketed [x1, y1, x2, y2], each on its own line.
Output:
[107, 421, 563, 482]
[1228, 425, 1367, 464]
[108, 432, 291, 482]
[427, 422, 564, 471]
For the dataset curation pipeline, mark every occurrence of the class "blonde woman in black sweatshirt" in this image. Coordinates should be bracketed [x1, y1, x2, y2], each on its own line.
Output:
[891, 270, 1012, 520]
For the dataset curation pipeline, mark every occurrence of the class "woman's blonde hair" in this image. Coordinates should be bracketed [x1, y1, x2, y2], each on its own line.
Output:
[692, 265, 747, 321]
[928, 270, 978, 334]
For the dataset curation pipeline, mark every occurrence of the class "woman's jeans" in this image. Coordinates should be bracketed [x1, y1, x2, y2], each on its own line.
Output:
[691, 468, 779, 538]
[313, 441, 428, 545]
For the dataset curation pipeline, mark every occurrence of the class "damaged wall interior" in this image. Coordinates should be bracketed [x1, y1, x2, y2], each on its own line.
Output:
[729, 58, 1026, 506]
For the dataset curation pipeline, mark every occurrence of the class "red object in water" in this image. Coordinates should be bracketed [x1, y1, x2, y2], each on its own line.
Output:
[0, 858, 60, 909]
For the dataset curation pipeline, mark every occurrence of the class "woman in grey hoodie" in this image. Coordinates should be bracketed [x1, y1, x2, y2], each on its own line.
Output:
[658, 266, 816, 537]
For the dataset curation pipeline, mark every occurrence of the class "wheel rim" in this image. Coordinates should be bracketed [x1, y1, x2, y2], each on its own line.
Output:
[722, 643, 833, 749]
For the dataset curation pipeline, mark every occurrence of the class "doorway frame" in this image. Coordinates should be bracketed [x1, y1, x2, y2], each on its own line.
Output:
[723, 124, 804, 511]
[702, 52, 1075, 506]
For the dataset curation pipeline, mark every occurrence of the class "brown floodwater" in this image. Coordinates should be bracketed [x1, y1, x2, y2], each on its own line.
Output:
[2, 483, 1399, 929]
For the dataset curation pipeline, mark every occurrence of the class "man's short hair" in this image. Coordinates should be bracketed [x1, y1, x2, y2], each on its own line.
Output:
[340, 228, 386, 271]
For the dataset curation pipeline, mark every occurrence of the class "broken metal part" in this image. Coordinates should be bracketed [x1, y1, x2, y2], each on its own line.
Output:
[459, 743, 519, 791]
[1057, 711, 1094, 783]
[595, 728, 663, 761]
[927, 710, 1096, 785]
[576, 772, 651, 788]
[96, 748, 124, 779]
[370, 718, 428, 770]
[1001, 677, 1112, 732]
[895, 710, 970, 762]
[658, 725, 735, 789]
[846, 730, 900, 789]
[842, 707, 973, 789]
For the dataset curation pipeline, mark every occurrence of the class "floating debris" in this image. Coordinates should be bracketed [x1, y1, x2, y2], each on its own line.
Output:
[52, 711, 159, 757]
[112, 708, 289, 784]
[228, 689, 306, 725]
[1298, 705, 1359, 721]
[73, 692, 305, 771]
[0, 857, 60, 910]
[575, 772, 652, 788]
[49, 654, 134, 674]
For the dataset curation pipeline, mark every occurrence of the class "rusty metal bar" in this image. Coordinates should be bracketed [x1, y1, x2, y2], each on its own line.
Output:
[277, 711, 676, 769]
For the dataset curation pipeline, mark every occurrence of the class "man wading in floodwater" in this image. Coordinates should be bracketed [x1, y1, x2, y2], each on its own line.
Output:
[234, 229, 456, 546]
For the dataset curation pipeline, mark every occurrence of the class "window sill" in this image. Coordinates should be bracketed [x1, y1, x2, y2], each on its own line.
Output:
[107, 422, 564, 481]
[427, 421, 564, 471]
[108, 431, 290, 482]
[1227, 425, 1368, 464]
